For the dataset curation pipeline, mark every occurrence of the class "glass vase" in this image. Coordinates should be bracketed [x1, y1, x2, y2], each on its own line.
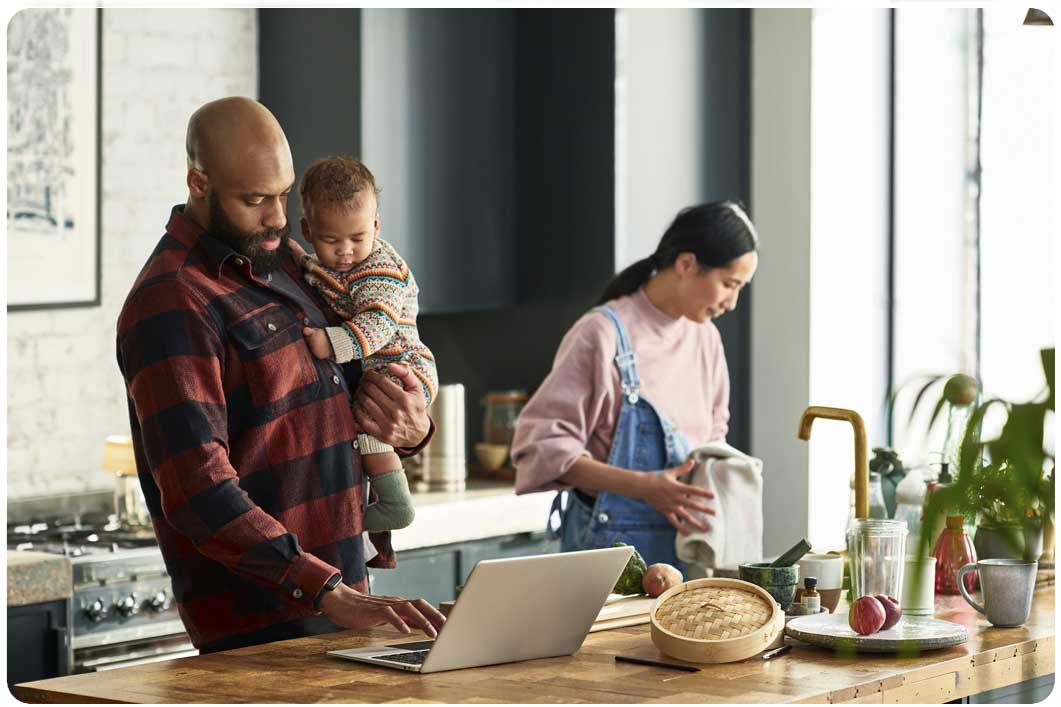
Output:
[933, 516, 978, 594]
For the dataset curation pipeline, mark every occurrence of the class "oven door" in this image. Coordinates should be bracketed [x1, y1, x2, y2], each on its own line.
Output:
[73, 631, 197, 672]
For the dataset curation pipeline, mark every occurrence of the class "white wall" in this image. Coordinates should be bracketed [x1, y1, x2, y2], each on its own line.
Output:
[807, 9, 891, 551]
[615, 8, 706, 271]
[6, 9, 257, 499]
[751, 8, 891, 555]
[750, 9, 814, 556]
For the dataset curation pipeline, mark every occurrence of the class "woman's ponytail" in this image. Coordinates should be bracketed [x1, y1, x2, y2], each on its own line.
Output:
[596, 256, 656, 306]
[595, 201, 758, 306]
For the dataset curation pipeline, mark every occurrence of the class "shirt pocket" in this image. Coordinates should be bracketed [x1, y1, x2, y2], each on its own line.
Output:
[227, 303, 321, 407]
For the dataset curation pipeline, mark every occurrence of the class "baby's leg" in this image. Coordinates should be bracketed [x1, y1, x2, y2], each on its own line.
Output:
[361, 452, 415, 531]
[362, 450, 402, 478]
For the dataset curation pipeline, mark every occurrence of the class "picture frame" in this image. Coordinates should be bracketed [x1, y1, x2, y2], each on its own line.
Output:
[6, 8, 102, 311]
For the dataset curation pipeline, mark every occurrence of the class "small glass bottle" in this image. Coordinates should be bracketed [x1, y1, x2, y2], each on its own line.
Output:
[868, 472, 889, 519]
[801, 577, 820, 613]
[932, 516, 978, 595]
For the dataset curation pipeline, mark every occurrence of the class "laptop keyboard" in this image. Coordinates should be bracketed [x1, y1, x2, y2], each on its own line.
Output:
[375, 649, 430, 666]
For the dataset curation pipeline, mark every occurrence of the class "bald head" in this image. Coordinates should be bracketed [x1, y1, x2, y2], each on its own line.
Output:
[183, 97, 296, 248]
[186, 97, 289, 179]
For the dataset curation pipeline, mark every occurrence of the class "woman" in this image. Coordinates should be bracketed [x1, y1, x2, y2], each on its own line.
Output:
[511, 201, 759, 567]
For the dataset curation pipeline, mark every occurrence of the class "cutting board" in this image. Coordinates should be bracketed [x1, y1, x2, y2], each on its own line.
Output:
[589, 593, 656, 632]
[785, 612, 968, 653]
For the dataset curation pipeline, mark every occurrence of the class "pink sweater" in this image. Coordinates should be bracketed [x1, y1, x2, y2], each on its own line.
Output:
[511, 288, 730, 495]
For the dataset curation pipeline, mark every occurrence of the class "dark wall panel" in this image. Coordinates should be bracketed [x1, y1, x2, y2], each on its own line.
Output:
[701, 9, 752, 452]
[418, 9, 616, 456]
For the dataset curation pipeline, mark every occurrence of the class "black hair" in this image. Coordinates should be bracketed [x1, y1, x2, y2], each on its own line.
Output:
[596, 200, 759, 306]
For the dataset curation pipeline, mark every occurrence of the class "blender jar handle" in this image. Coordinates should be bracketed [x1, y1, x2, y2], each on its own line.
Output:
[957, 563, 984, 614]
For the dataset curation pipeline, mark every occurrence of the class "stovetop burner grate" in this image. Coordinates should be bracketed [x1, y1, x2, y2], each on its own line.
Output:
[8, 512, 158, 557]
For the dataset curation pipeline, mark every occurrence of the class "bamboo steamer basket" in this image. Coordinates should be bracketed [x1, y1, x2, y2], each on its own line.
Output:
[650, 578, 784, 663]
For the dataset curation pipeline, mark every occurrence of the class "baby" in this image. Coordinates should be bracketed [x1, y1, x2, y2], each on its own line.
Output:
[295, 156, 437, 532]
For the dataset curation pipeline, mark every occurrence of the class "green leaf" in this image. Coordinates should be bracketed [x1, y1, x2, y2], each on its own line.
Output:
[1042, 348, 1055, 410]
[910, 375, 944, 426]
[927, 396, 947, 439]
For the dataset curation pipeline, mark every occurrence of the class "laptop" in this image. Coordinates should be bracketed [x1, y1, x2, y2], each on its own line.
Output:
[327, 545, 633, 673]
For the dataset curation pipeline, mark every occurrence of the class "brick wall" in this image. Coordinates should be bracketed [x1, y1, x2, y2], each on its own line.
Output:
[6, 9, 258, 499]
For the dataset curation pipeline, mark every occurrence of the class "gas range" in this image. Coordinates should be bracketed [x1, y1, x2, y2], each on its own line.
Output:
[8, 513, 196, 672]
[10, 512, 159, 557]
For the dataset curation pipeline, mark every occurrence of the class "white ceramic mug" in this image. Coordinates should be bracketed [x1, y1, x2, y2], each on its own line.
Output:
[796, 553, 844, 589]
[901, 556, 936, 616]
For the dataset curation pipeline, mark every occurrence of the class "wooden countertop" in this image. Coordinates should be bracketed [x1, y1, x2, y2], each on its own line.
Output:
[14, 590, 1054, 704]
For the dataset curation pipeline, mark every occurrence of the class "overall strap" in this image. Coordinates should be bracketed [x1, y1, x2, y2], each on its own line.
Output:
[593, 305, 641, 403]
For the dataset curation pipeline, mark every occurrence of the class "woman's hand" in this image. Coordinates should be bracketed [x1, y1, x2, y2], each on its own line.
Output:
[354, 363, 431, 449]
[640, 460, 716, 535]
[320, 584, 446, 637]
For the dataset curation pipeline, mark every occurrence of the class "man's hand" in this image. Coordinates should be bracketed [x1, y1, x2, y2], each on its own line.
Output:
[320, 584, 446, 637]
[354, 363, 430, 448]
[302, 327, 335, 360]
[640, 460, 717, 536]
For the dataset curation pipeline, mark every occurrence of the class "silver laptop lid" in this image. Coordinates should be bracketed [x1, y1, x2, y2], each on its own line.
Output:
[420, 545, 633, 673]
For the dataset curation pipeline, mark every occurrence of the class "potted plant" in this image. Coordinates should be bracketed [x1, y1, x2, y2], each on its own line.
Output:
[910, 348, 1055, 562]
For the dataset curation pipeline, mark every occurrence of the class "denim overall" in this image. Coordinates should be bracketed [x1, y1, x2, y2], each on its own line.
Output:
[548, 305, 691, 569]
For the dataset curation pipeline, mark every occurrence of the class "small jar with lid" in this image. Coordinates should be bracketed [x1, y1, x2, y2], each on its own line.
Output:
[481, 390, 528, 446]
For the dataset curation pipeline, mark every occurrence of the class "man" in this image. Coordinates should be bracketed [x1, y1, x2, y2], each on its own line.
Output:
[116, 97, 445, 653]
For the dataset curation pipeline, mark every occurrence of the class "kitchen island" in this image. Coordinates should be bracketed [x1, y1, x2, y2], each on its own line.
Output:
[14, 589, 1053, 703]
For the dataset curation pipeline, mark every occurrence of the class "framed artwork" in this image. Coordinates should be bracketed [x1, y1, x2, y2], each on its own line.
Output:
[7, 8, 101, 311]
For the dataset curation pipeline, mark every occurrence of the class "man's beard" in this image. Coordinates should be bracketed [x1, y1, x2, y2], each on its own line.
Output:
[208, 193, 292, 274]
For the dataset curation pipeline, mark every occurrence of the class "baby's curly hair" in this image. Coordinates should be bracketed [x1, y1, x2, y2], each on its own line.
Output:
[298, 156, 381, 221]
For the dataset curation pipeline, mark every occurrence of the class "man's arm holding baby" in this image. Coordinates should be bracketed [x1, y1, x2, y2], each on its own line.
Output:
[356, 363, 432, 452]
[298, 331, 434, 454]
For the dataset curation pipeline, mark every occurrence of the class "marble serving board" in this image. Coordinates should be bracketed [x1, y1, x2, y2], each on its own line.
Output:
[785, 612, 968, 653]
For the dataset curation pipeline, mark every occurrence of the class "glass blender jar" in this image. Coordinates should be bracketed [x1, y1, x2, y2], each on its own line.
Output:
[846, 519, 908, 599]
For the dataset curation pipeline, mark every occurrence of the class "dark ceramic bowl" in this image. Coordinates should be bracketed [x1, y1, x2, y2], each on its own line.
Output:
[739, 562, 800, 610]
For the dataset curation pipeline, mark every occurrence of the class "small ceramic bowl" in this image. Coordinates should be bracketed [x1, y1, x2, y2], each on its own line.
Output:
[474, 442, 509, 470]
[739, 562, 800, 611]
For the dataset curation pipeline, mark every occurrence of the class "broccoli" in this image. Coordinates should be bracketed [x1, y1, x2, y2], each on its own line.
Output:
[611, 542, 648, 595]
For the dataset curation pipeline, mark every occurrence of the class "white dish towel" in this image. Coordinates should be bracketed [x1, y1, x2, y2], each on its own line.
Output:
[675, 441, 764, 577]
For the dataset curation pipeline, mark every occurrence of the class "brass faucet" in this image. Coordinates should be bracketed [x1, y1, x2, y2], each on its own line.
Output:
[797, 406, 869, 519]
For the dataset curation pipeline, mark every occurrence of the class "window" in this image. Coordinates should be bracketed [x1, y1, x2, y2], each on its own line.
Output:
[891, 8, 1056, 461]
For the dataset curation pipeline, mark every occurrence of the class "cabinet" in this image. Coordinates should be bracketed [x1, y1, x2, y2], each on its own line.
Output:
[7, 599, 70, 687]
[259, 9, 516, 315]
[368, 531, 558, 604]
[361, 10, 516, 314]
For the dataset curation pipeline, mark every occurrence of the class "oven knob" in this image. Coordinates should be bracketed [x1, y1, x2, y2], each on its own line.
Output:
[115, 594, 139, 617]
[148, 590, 170, 612]
[84, 598, 108, 622]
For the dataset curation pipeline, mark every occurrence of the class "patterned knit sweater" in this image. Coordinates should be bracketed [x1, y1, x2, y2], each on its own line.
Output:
[295, 238, 437, 406]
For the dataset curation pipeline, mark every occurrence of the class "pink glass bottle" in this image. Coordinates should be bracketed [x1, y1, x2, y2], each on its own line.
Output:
[933, 516, 978, 594]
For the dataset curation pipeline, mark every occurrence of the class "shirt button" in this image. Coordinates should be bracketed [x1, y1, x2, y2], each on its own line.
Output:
[332, 375, 341, 385]
[597, 512, 609, 524]
[267, 323, 277, 332]
[303, 317, 311, 326]
[352, 439, 360, 450]
[292, 588, 304, 599]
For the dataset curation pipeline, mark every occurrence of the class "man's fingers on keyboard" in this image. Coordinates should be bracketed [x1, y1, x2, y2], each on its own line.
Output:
[383, 606, 412, 633]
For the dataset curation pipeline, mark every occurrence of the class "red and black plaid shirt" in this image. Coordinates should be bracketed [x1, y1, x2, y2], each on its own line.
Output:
[116, 206, 429, 648]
